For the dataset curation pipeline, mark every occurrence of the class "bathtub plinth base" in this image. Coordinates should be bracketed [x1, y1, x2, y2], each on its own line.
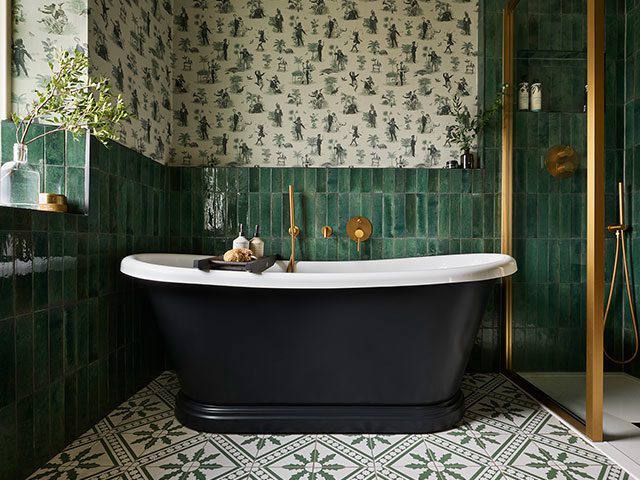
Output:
[175, 390, 465, 433]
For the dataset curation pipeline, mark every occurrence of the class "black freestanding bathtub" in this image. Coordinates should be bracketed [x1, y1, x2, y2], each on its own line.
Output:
[121, 253, 516, 433]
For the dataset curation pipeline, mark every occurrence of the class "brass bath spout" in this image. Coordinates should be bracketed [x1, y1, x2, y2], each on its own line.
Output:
[286, 184, 299, 272]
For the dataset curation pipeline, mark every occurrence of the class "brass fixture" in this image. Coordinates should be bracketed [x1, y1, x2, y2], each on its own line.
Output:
[321, 226, 333, 238]
[286, 184, 299, 273]
[544, 145, 579, 178]
[346, 216, 372, 252]
[603, 182, 638, 364]
[37, 193, 68, 213]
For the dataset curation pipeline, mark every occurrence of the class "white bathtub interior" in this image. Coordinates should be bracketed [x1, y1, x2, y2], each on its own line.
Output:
[121, 253, 517, 289]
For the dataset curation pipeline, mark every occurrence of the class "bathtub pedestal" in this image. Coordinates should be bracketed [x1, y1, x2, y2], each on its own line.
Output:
[175, 390, 465, 433]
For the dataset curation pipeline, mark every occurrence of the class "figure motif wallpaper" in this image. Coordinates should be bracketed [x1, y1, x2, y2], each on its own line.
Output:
[171, 0, 479, 168]
[10, 0, 89, 115]
[9, 0, 479, 168]
[10, 0, 174, 164]
[88, 0, 175, 163]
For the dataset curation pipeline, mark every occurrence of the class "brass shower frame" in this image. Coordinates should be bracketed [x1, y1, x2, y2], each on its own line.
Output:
[500, 0, 605, 442]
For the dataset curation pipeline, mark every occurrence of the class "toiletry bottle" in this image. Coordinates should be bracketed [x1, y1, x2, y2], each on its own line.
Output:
[233, 224, 250, 249]
[518, 79, 530, 111]
[249, 225, 264, 258]
[530, 80, 542, 112]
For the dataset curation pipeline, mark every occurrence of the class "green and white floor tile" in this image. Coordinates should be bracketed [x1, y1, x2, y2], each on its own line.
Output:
[27, 372, 632, 480]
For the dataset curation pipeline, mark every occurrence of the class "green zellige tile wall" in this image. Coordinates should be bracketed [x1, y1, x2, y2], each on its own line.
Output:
[625, 0, 640, 379]
[0, 139, 169, 480]
[510, 0, 626, 373]
[0, 121, 88, 214]
[170, 166, 501, 261]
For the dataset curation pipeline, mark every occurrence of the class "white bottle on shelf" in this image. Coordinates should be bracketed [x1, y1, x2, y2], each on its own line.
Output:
[518, 81, 530, 111]
[530, 80, 542, 112]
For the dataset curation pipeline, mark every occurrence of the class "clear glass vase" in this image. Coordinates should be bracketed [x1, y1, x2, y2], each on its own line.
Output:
[0, 143, 41, 207]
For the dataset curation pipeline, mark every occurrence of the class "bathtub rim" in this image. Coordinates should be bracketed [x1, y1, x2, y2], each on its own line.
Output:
[121, 252, 516, 289]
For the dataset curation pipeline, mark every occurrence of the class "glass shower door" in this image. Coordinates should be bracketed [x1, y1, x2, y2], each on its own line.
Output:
[507, 0, 590, 423]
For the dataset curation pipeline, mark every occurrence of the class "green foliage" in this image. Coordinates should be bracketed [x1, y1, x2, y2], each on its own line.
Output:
[12, 49, 130, 148]
[448, 83, 508, 152]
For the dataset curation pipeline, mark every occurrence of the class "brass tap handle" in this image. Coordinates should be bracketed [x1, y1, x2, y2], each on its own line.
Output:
[356, 229, 365, 251]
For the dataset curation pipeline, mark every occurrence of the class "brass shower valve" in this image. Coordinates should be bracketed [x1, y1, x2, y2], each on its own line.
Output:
[346, 216, 372, 252]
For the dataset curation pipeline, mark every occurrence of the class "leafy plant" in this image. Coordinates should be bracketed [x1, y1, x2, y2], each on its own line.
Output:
[448, 84, 508, 152]
[12, 49, 129, 150]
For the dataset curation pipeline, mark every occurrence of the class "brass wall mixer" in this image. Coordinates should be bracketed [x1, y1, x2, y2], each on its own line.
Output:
[346, 216, 372, 252]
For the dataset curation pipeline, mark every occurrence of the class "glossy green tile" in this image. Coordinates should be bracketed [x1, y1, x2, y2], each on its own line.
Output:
[16, 396, 34, 477]
[44, 129, 65, 166]
[0, 406, 18, 479]
[13, 233, 33, 315]
[15, 314, 33, 400]
[0, 319, 15, 408]
[33, 311, 49, 390]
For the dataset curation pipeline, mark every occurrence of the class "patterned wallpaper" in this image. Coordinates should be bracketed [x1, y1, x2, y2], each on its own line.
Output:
[10, 0, 479, 168]
[10, 0, 88, 115]
[9, 0, 173, 164]
[171, 0, 479, 168]
[88, 0, 174, 163]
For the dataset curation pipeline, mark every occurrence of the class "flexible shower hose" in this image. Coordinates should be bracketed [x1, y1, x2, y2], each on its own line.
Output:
[603, 228, 639, 364]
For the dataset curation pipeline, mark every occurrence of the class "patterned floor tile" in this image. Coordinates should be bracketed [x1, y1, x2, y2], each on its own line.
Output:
[257, 436, 320, 469]
[27, 440, 122, 480]
[219, 434, 276, 460]
[261, 440, 370, 480]
[315, 435, 373, 468]
[364, 435, 422, 464]
[253, 435, 317, 467]
[137, 437, 248, 480]
[500, 462, 628, 480]
[250, 466, 376, 480]
[26, 372, 633, 480]
[431, 419, 510, 458]
[376, 438, 441, 480]
[504, 437, 616, 468]
[531, 414, 594, 449]
[105, 393, 173, 428]
[377, 436, 503, 480]
[466, 394, 540, 429]
[118, 415, 200, 458]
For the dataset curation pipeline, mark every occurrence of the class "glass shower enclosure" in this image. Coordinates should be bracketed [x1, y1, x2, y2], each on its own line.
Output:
[501, 0, 607, 441]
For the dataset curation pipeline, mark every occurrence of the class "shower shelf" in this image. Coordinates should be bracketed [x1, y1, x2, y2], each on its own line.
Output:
[516, 49, 587, 61]
[516, 110, 586, 114]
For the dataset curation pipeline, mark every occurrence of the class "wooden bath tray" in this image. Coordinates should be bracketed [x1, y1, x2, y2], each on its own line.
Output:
[193, 255, 280, 273]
